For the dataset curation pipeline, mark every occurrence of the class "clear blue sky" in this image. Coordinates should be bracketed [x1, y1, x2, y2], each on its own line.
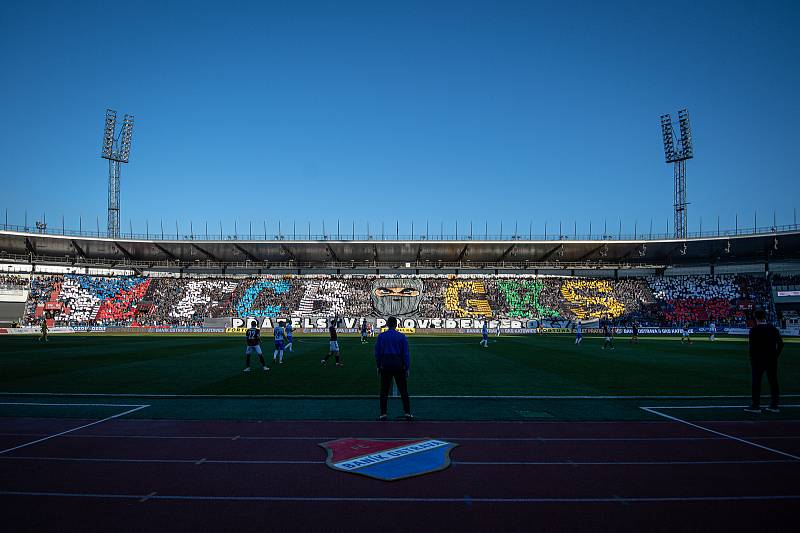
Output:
[1, 0, 799, 238]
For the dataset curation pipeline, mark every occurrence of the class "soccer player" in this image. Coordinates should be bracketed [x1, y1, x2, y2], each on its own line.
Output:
[274, 321, 286, 363]
[480, 321, 489, 347]
[243, 323, 269, 372]
[39, 319, 48, 342]
[630, 321, 639, 344]
[322, 320, 343, 366]
[360, 319, 368, 344]
[709, 321, 717, 342]
[285, 321, 294, 352]
[681, 322, 693, 344]
[602, 322, 615, 350]
[495, 322, 501, 337]
[574, 319, 582, 345]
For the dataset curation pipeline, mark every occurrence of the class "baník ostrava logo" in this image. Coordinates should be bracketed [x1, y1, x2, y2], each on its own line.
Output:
[320, 437, 458, 481]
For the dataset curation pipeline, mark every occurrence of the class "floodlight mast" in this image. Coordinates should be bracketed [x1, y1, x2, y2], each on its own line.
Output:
[100, 109, 134, 238]
[660, 109, 693, 239]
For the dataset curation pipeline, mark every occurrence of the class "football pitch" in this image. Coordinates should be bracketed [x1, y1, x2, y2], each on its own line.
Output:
[0, 334, 797, 421]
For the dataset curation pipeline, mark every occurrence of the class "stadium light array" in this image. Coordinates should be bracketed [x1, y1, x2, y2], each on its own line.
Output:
[102, 109, 116, 159]
[100, 108, 135, 239]
[660, 108, 694, 239]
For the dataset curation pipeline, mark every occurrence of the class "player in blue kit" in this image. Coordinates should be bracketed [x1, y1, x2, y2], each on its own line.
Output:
[274, 321, 286, 364]
[575, 320, 582, 345]
[361, 319, 368, 344]
[480, 321, 489, 347]
[285, 321, 294, 352]
[243, 324, 269, 372]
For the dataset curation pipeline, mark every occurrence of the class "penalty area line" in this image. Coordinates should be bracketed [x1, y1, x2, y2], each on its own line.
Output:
[640, 406, 800, 462]
[0, 403, 150, 455]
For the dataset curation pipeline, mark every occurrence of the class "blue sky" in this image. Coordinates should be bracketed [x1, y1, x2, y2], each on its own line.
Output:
[1, 0, 798, 238]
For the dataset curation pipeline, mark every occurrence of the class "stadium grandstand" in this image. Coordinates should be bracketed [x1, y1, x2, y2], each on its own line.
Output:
[1, 226, 798, 333]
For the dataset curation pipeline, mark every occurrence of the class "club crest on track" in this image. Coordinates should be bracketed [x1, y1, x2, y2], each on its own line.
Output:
[319, 437, 458, 481]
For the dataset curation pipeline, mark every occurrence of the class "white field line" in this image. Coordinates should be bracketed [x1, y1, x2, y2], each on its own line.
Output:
[1, 490, 799, 503]
[0, 403, 150, 455]
[1, 456, 797, 467]
[2, 392, 799, 400]
[640, 406, 800, 462]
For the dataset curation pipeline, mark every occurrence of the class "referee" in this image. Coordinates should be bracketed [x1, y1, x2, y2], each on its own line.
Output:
[375, 316, 413, 421]
[746, 309, 783, 413]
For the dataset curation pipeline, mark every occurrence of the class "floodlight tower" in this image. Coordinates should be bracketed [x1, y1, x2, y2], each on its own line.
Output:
[660, 109, 693, 239]
[101, 109, 135, 238]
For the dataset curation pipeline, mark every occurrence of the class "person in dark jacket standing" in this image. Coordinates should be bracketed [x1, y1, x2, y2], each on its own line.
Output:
[746, 309, 783, 413]
[375, 316, 413, 421]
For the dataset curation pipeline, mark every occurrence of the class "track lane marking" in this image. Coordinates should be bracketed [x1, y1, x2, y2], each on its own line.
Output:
[2, 456, 798, 466]
[2, 432, 799, 442]
[640, 406, 800, 462]
[2, 490, 800, 503]
[0, 404, 149, 455]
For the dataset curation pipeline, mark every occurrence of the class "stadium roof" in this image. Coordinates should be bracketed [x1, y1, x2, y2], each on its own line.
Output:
[2, 228, 799, 273]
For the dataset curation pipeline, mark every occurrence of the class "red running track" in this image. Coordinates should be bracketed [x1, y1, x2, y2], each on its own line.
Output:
[1, 417, 799, 533]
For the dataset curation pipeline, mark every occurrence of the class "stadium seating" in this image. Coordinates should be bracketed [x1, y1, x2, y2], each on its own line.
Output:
[29, 274, 151, 325]
[444, 280, 493, 317]
[494, 279, 560, 319]
[646, 275, 759, 324]
[773, 273, 800, 287]
[0, 274, 29, 289]
[560, 279, 625, 319]
[18, 273, 773, 327]
[234, 279, 292, 317]
[169, 280, 238, 320]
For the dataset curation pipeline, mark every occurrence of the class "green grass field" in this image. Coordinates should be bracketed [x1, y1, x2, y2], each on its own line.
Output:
[0, 334, 797, 421]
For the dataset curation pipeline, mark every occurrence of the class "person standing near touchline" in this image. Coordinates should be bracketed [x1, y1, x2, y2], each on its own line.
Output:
[745, 309, 783, 413]
[375, 316, 413, 421]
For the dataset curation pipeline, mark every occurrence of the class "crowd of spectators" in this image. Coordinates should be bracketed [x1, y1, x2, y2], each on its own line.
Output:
[772, 273, 800, 287]
[646, 274, 770, 326]
[0, 274, 29, 290]
[139, 278, 239, 326]
[15, 272, 777, 328]
[491, 279, 560, 319]
[313, 278, 372, 317]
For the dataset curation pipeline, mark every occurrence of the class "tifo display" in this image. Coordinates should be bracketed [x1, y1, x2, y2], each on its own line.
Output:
[11, 273, 771, 328]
